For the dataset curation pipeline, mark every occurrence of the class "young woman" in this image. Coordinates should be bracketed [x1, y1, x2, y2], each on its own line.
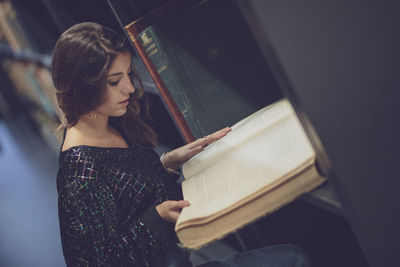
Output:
[52, 22, 311, 267]
[52, 22, 230, 266]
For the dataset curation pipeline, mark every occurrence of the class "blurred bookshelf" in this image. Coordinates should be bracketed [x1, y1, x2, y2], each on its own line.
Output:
[0, 0, 61, 153]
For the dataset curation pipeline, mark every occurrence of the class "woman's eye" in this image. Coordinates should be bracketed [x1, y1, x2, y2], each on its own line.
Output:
[108, 80, 120, 86]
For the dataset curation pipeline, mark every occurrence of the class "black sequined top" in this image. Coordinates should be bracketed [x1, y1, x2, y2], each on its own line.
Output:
[57, 144, 180, 266]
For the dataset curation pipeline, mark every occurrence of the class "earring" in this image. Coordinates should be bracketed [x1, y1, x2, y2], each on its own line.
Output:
[87, 111, 97, 120]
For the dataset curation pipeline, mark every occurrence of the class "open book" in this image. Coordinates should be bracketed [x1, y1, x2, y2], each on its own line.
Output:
[175, 99, 325, 249]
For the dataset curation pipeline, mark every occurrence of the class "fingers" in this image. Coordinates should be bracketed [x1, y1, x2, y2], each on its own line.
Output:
[157, 200, 190, 223]
[170, 211, 180, 222]
[215, 126, 232, 135]
[187, 127, 231, 149]
[167, 200, 190, 222]
[205, 126, 231, 145]
[212, 126, 232, 137]
[187, 137, 206, 149]
[168, 200, 190, 210]
[185, 145, 204, 160]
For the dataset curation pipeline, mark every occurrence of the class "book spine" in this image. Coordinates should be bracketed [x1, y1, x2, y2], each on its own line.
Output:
[140, 26, 205, 139]
[126, 23, 201, 142]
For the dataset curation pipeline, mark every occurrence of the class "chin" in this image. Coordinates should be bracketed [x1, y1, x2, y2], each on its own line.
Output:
[110, 109, 128, 117]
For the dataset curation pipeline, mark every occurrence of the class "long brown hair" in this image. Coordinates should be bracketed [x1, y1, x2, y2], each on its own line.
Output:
[51, 22, 157, 148]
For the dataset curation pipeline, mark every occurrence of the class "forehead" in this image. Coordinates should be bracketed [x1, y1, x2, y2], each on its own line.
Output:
[108, 52, 132, 74]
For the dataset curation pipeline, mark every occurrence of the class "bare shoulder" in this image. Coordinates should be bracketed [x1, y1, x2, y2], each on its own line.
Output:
[61, 127, 91, 152]
[62, 126, 128, 152]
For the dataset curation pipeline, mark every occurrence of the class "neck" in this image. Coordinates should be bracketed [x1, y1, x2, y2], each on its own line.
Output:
[75, 112, 110, 136]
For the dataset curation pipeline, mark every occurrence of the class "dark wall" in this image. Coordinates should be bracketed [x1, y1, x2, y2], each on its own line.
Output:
[239, 1, 400, 267]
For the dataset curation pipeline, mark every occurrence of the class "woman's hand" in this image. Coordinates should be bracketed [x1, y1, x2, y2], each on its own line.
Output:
[161, 127, 231, 171]
[156, 200, 191, 223]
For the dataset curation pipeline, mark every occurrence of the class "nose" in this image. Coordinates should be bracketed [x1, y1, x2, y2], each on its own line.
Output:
[122, 76, 135, 95]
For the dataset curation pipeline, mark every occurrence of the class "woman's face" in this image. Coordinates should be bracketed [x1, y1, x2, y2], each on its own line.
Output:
[95, 52, 135, 117]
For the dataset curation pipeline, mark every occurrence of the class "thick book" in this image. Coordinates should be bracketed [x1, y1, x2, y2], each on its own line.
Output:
[175, 99, 325, 249]
[125, 0, 282, 142]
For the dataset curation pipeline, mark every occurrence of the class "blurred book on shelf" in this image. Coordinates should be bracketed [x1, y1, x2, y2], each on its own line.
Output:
[0, 0, 61, 153]
[0, 1, 32, 51]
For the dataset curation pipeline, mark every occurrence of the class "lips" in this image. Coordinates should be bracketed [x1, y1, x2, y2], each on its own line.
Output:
[119, 98, 130, 104]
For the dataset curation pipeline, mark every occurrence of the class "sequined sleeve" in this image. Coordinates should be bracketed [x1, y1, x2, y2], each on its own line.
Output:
[57, 152, 166, 266]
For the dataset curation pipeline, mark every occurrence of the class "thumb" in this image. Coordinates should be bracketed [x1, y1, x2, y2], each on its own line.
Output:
[169, 200, 190, 209]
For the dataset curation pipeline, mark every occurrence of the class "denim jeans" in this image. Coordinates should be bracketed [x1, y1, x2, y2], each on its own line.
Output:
[165, 241, 192, 267]
[166, 243, 311, 267]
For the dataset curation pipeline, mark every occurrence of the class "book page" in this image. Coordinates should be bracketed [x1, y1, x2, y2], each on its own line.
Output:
[177, 103, 315, 224]
[182, 99, 293, 179]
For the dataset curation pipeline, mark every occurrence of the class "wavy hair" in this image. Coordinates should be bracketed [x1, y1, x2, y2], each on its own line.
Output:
[51, 22, 157, 147]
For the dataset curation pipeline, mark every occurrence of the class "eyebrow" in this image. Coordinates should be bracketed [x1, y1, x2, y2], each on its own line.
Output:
[107, 65, 132, 78]
[107, 72, 123, 78]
